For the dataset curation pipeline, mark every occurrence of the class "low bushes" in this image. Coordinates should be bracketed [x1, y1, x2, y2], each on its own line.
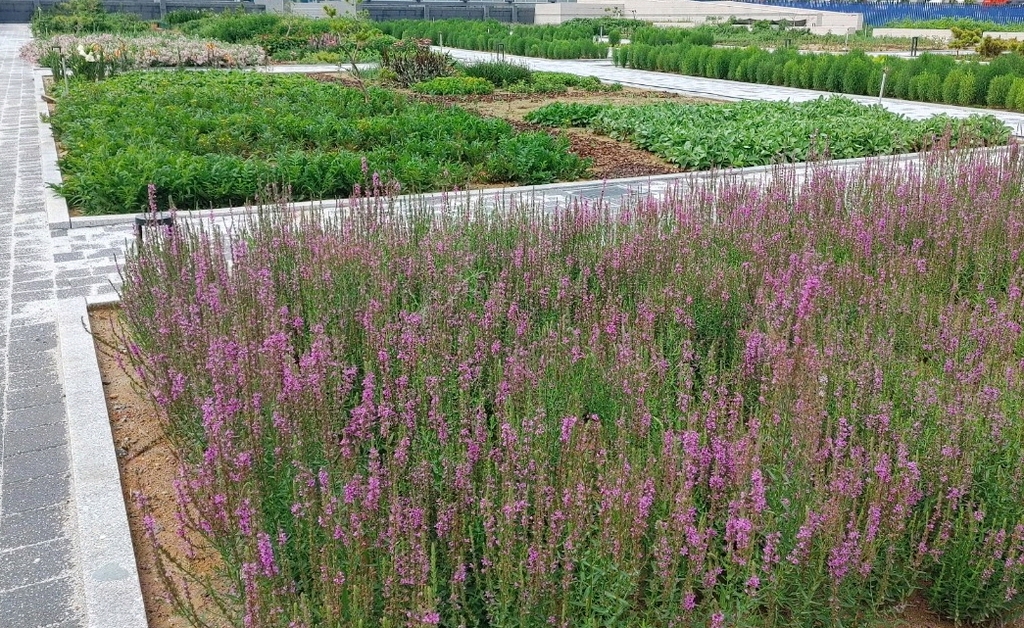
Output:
[526, 96, 1009, 169]
[377, 18, 615, 60]
[462, 60, 533, 87]
[49, 71, 589, 214]
[30, 0, 148, 36]
[412, 76, 494, 96]
[614, 41, 1024, 111]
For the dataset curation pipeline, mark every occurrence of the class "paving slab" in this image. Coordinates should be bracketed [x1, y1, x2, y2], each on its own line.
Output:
[0, 23, 88, 628]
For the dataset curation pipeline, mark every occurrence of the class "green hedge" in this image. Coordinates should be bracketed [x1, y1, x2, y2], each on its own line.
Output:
[614, 42, 1024, 111]
[376, 18, 611, 60]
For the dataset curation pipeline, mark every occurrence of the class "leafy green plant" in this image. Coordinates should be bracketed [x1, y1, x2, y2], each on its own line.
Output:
[31, 0, 148, 36]
[412, 76, 494, 96]
[49, 71, 589, 214]
[379, 38, 456, 87]
[527, 96, 1009, 170]
[377, 18, 611, 60]
[525, 102, 604, 127]
[463, 60, 533, 87]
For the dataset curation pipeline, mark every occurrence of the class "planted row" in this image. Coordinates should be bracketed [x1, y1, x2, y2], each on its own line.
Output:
[376, 18, 615, 60]
[19, 33, 266, 79]
[526, 96, 1009, 169]
[49, 71, 589, 214]
[614, 42, 1024, 111]
[121, 146, 1024, 628]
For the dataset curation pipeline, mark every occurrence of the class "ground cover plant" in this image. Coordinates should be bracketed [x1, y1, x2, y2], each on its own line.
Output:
[884, 16, 1024, 32]
[377, 18, 620, 60]
[452, 60, 620, 95]
[177, 11, 396, 63]
[30, 0, 148, 36]
[526, 96, 1009, 169]
[411, 75, 494, 96]
[48, 71, 589, 214]
[614, 41, 1024, 110]
[19, 33, 265, 79]
[120, 145, 1024, 627]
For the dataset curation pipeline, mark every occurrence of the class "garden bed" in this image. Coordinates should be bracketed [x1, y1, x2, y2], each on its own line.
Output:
[102, 147, 1024, 628]
[47, 70, 590, 215]
[310, 72, 703, 180]
[91, 304, 969, 628]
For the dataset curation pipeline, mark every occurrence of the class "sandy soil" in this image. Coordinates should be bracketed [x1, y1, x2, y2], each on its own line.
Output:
[91, 307, 223, 628]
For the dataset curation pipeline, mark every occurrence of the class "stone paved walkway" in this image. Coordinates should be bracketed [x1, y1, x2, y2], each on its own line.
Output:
[0, 24, 84, 628]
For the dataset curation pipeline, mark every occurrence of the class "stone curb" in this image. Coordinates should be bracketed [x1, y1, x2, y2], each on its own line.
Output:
[63, 144, 1014, 230]
[57, 297, 147, 628]
[33, 68, 71, 231]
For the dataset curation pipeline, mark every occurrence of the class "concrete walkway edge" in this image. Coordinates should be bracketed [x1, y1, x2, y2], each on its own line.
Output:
[57, 296, 147, 628]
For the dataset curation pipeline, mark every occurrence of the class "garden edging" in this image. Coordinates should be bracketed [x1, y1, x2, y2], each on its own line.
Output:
[57, 296, 147, 628]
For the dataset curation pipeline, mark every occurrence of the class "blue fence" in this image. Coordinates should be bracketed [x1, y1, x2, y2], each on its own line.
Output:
[735, 1, 1024, 26]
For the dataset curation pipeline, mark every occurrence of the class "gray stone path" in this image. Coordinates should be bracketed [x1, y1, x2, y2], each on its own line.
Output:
[0, 24, 84, 628]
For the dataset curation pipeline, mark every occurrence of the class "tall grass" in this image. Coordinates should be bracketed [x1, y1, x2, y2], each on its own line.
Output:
[121, 148, 1024, 627]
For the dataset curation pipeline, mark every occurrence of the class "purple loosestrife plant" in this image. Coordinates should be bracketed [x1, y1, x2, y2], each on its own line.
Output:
[120, 146, 1024, 627]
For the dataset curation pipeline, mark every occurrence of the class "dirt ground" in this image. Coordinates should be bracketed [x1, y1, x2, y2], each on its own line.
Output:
[91, 307, 221, 628]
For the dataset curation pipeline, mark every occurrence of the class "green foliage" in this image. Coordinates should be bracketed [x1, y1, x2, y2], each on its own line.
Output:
[376, 18, 610, 60]
[525, 102, 605, 127]
[177, 11, 390, 61]
[1006, 77, 1024, 111]
[31, 0, 148, 36]
[49, 71, 590, 214]
[379, 39, 455, 87]
[412, 76, 494, 96]
[615, 37, 1024, 110]
[527, 96, 1009, 170]
[951, 26, 982, 50]
[505, 71, 619, 95]
[884, 17, 1024, 33]
[162, 8, 212, 26]
[462, 60, 532, 87]
[987, 74, 1015, 107]
[483, 133, 590, 185]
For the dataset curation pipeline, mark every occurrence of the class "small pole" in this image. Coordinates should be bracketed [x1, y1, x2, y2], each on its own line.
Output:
[878, 68, 888, 104]
[911, 36, 918, 57]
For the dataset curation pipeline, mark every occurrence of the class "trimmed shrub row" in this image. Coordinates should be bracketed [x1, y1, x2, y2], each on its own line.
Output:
[614, 43, 1024, 111]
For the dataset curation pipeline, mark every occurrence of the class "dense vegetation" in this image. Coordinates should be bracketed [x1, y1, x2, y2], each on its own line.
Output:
[527, 97, 1009, 169]
[376, 18, 623, 60]
[614, 40, 1024, 111]
[122, 146, 1024, 628]
[883, 16, 1024, 32]
[49, 71, 589, 214]
[30, 0, 148, 36]
[177, 11, 396, 62]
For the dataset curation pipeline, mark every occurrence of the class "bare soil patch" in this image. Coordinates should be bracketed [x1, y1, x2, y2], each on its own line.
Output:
[91, 307, 222, 628]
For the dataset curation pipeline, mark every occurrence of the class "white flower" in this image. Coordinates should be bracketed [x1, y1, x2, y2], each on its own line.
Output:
[77, 44, 97, 63]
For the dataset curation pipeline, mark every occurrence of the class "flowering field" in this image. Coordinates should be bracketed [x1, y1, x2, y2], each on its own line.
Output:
[20, 34, 266, 75]
[120, 148, 1024, 627]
